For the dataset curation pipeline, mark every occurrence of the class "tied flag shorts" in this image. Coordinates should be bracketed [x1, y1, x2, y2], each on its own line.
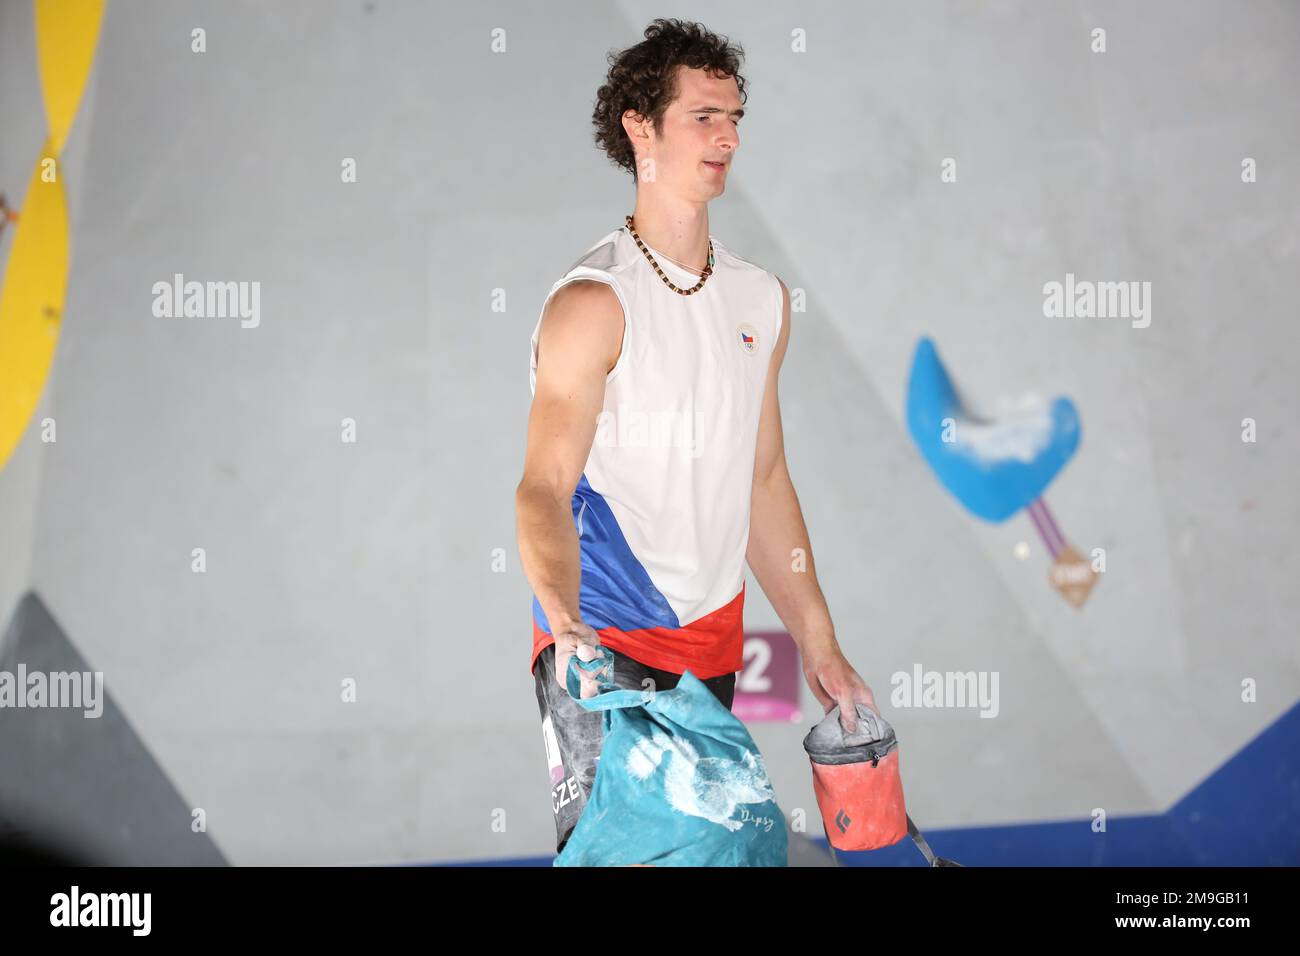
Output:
[531, 642, 737, 854]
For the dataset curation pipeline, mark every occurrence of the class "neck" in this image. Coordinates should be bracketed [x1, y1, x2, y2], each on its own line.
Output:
[628, 193, 711, 273]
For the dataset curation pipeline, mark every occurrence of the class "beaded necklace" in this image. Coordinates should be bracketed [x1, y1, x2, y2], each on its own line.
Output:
[624, 215, 715, 295]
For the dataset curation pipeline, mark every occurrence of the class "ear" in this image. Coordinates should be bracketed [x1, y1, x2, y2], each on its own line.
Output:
[621, 108, 652, 147]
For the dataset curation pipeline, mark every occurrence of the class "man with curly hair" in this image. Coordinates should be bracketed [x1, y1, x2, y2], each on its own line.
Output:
[516, 18, 877, 858]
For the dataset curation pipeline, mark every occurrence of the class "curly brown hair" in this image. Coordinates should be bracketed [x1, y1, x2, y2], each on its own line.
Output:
[592, 18, 748, 181]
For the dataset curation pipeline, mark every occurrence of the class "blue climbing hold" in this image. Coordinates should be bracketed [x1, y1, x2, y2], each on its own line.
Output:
[905, 336, 1081, 522]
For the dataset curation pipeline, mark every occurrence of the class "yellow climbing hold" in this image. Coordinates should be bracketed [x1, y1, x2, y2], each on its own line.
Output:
[0, 0, 104, 469]
[0, 141, 68, 466]
[35, 0, 106, 154]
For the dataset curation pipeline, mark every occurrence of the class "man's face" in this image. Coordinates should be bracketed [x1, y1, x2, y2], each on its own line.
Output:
[632, 65, 743, 199]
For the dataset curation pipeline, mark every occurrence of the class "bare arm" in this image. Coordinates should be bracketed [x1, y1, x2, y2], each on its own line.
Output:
[515, 280, 624, 691]
[745, 277, 877, 730]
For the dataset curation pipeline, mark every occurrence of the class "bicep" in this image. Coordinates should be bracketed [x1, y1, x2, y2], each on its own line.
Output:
[520, 282, 624, 497]
[752, 277, 792, 485]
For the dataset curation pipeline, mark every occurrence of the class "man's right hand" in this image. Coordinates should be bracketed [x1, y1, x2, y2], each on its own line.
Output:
[552, 620, 604, 699]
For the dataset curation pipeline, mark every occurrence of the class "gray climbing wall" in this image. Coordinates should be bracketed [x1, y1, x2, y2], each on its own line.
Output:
[0, 594, 226, 864]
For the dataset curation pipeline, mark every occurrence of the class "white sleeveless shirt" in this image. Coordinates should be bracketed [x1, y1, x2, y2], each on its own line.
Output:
[528, 225, 783, 680]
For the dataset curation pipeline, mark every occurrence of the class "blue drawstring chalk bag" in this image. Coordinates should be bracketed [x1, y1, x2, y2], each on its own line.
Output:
[554, 646, 788, 867]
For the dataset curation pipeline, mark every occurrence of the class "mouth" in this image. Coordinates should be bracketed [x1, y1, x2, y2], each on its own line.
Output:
[703, 160, 727, 172]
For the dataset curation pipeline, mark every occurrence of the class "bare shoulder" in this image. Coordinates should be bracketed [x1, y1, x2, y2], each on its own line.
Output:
[547, 278, 621, 317]
[772, 275, 791, 351]
[537, 279, 625, 376]
[774, 275, 791, 310]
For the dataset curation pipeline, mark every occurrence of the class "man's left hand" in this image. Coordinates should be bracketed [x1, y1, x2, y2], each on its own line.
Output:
[802, 647, 878, 734]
